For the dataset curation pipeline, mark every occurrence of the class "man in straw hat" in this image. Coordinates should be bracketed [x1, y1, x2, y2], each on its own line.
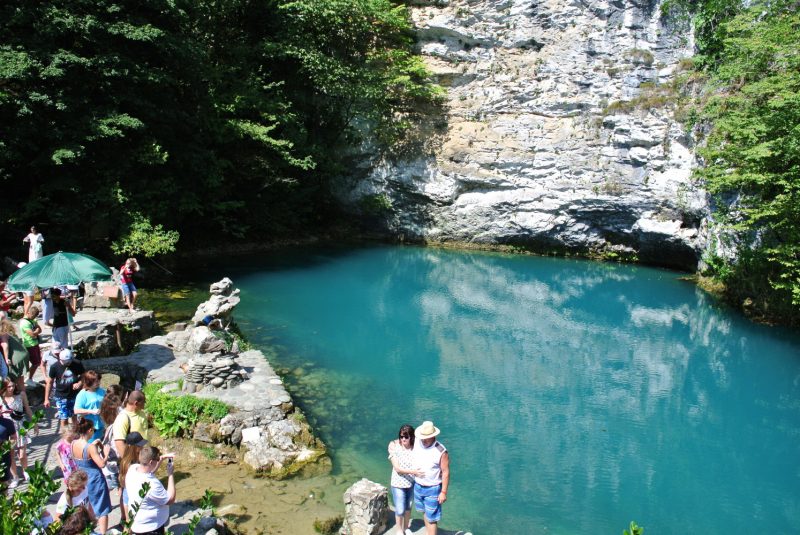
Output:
[413, 421, 450, 535]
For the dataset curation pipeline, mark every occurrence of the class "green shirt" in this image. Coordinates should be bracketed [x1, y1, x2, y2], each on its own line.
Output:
[19, 318, 39, 348]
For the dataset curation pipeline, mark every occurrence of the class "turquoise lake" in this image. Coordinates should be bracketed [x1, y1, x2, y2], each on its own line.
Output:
[201, 244, 800, 535]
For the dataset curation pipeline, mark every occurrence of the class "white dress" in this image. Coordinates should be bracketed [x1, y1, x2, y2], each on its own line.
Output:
[24, 233, 44, 263]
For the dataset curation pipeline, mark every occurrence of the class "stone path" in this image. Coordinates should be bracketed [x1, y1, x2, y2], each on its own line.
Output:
[31, 307, 158, 359]
[83, 336, 295, 414]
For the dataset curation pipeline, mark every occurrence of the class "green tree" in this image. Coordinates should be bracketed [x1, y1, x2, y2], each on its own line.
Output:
[695, 1, 800, 309]
[0, 0, 439, 253]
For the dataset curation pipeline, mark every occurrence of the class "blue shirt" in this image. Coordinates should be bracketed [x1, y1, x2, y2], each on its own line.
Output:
[75, 387, 106, 430]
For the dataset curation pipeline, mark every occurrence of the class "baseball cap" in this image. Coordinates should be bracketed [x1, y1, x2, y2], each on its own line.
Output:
[125, 432, 148, 447]
[50, 341, 62, 354]
[59, 349, 74, 363]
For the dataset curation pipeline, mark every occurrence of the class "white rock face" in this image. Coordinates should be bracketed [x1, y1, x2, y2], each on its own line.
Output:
[333, 0, 709, 268]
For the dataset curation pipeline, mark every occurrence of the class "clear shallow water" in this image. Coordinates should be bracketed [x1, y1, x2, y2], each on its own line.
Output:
[201, 244, 800, 535]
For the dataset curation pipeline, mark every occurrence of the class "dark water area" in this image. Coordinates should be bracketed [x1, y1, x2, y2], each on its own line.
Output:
[172, 243, 800, 535]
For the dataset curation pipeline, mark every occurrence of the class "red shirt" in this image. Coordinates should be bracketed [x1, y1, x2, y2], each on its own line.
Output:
[120, 266, 133, 284]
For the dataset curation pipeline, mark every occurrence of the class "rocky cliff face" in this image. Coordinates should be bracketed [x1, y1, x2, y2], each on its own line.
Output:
[333, 0, 709, 269]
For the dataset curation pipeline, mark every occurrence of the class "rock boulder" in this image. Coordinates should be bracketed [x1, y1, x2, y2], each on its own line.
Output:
[339, 479, 389, 535]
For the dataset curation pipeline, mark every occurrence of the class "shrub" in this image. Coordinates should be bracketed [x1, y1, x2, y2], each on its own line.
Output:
[625, 48, 655, 66]
[1, 414, 65, 535]
[143, 382, 230, 438]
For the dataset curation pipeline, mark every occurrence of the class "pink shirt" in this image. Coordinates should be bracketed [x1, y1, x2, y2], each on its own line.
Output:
[57, 440, 78, 477]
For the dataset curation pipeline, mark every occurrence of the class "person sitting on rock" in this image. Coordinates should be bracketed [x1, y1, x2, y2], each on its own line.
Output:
[113, 390, 148, 457]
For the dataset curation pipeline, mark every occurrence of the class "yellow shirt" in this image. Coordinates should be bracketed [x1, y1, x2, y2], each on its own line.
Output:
[113, 409, 148, 441]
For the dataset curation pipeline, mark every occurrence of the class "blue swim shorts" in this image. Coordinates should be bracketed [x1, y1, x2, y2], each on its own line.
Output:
[414, 482, 442, 522]
[121, 282, 137, 296]
[55, 396, 76, 420]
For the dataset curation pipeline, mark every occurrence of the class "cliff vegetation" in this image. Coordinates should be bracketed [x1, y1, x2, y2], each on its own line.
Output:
[664, 0, 800, 323]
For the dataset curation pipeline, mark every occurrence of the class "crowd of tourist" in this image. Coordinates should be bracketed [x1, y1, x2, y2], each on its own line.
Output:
[1, 375, 173, 535]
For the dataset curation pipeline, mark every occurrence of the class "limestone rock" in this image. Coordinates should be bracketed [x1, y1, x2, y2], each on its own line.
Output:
[210, 278, 233, 296]
[166, 329, 192, 352]
[185, 327, 218, 354]
[332, 0, 711, 269]
[83, 268, 125, 308]
[191, 278, 241, 325]
[193, 422, 218, 443]
[267, 419, 302, 452]
[340, 479, 388, 535]
[243, 437, 294, 474]
[216, 504, 247, 517]
[193, 516, 232, 535]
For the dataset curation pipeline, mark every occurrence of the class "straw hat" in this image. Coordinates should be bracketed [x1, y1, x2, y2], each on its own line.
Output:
[415, 421, 441, 439]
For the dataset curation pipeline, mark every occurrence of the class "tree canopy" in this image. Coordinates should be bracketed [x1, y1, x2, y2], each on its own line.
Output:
[663, 0, 800, 319]
[0, 0, 439, 254]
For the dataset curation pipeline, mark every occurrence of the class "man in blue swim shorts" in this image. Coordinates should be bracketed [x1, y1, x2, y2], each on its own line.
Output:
[413, 421, 450, 535]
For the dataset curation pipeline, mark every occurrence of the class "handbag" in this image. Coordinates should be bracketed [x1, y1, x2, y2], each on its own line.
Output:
[102, 424, 120, 473]
[1, 396, 24, 421]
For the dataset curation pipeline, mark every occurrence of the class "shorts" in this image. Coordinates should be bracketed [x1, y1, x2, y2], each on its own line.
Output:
[27, 345, 42, 366]
[391, 486, 413, 516]
[22, 291, 35, 297]
[414, 483, 443, 522]
[52, 326, 69, 346]
[121, 282, 137, 296]
[55, 397, 76, 420]
[106, 471, 120, 491]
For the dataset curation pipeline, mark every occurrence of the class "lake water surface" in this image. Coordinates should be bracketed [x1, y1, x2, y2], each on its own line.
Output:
[202, 244, 800, 535]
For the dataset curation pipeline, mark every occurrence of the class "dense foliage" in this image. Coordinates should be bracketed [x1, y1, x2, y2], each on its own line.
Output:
[143, 381, 230, 437]
[663, 0, 800, 321]
[1, 413, 66, 535]
[0, 0, 439, 255]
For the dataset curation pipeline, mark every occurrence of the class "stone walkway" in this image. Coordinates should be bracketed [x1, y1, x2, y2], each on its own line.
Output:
[34, 307, 158, 359]
[83, 336, 295, 414]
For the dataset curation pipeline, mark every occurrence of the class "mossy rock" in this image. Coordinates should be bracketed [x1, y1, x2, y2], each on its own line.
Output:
[313, 514, 343, 535]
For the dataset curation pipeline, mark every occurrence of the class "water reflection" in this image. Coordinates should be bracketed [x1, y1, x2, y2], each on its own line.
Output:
[227, 245, 800, 535]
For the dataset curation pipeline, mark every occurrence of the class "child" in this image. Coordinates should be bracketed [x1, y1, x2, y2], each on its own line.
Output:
[54, 470, 92, 523]
[56, 424, 78, 479]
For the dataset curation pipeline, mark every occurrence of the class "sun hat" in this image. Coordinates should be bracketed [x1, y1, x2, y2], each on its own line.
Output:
[415, 421, 441, 439]
[59, 349, 73, 364]
[125, 431, 148, 447]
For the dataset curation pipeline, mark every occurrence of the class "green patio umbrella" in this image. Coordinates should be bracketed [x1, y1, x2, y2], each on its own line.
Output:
[6, 252, 114, 291]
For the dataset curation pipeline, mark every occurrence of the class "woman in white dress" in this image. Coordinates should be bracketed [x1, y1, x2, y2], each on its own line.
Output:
[22, 226, 44, 263]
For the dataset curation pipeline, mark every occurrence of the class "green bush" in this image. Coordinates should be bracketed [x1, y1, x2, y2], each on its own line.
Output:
[1, 413, 65, 535]
[143, 382, 230, 438]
